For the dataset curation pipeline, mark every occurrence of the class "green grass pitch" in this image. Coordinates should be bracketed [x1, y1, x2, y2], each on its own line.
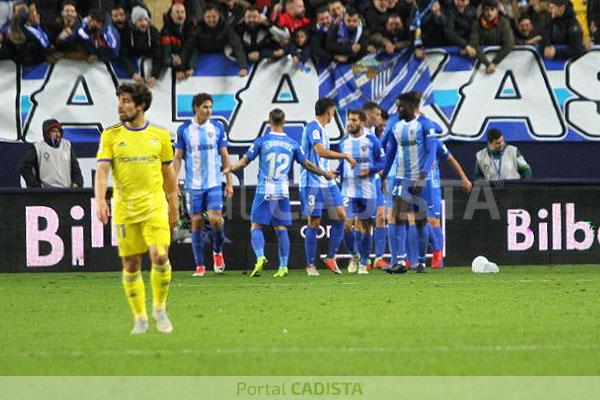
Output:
[1, 265, 599, 375]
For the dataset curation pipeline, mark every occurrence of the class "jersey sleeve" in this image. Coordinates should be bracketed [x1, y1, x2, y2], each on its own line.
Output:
[96, 130, 113, 162]
[294, 142, 307, 164]
[160, 130, 174, 164]
[174, 123, 186, 150]
[307, 124, 323, 147]
[438, 141, 451, 160]
[369, 135, 385, 174]
[420, 116, 443, 135]
[244, 137, 262, 161]
[216, 122, 228, 148]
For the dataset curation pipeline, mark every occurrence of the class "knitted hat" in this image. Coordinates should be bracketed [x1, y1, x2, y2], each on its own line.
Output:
[131, 5, 150, 24]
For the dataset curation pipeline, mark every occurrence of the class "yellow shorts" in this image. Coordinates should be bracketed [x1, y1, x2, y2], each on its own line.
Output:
[115, 213, 171, 257]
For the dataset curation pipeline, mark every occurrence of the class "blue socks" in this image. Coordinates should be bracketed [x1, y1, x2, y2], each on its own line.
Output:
[374, 226, 386, 257]
[344, 229, 355, 254]
[359, 231, 371, 265]
[212, 228, 224, 253]
[276, 229, 290, 268]
[327, 220, 344, 259]
[431, 225, 443, 252]
[387, 223, 397, 262]
[407, 224, 418, 266]
[396, 224, 407, 261]
[191, 230, 204, 266]
[304, 226, 318, 265]
[251, 228, 265, 258]
[417, 224, 429, 264]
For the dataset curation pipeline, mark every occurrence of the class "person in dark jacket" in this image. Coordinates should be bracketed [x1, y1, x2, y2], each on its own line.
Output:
[370, 13, 412, 54]
[522, 0, 551, 34]
[219, 0, 246, 26]
[161, 2, 195, 81]
[110, 3, 129, 38]
[77, 8, 120, 61]
[118, 5, 161, 86]
[444, 0, 477, 57]
[326, 7, 374, 63]
[285, 26, 311, 63]
[469, 0, 514, 73]
[309, 6, 333, 65]
[182, 4, 248, 78]
[5, 4, 52, 65]
[542, 0, 585, 59]
[515, 15, 542, 44]
[48, 0, 86, 59]
[362, 0, 388, 33]
[236, 6, 284, 62]
[20, 119, 83, 188]
[421, 0, 447, 46]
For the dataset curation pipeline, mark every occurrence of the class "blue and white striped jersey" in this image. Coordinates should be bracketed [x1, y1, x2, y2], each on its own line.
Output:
[338, 132, 384, 199]
[175, 119, 228, 190]
[245, 131, 307, 197]
[427, 137, 451, 189]
[300, 120, 334, 188]
[383, 115, 440, 180]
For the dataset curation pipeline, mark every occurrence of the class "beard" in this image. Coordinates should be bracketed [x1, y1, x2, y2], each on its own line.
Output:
[119, 111, 139, 123]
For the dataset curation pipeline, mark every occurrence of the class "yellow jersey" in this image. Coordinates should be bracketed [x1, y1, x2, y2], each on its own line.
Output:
[96, 121, 174, 224]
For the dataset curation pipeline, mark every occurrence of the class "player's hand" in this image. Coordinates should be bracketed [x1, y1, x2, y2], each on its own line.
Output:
[544, 46, 556, 59]
[132, 73, 144, 84]
[324, 170, 336, 180]
[224, 183, 234, 198]
[486, 63, 496, 74]
[172, 54, 182, 66]
[146, 77, 157, 87]
[168, 202, 179, 230]
[413, 176, 425, 194]
[462, 178, 473, 193]
[222, 166, 232, 175]
[346, 155, 357, 168]
[96, 200, 110, 225]
[239, 68, 248, 77]
[464, 45, 476, 58]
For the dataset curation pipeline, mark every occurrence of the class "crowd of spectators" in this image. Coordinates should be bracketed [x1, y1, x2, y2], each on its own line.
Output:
[0, 0, 598, 77]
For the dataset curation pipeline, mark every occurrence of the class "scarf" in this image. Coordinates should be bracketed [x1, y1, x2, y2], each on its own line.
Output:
[315, 23, 329, 34]
[480, 14, 500, 30]
[25, 25, 50, 48]
[336, 20, 362, 44]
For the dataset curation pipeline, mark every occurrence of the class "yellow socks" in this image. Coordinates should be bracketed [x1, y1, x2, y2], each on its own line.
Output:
[151, 261, 172, 311]
[122, 270, 147, 321]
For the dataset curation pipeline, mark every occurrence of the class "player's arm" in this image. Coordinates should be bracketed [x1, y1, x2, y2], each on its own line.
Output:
[162, 162, 179, 229]
[94, 161, 111, 224]
[224, 155, 250, 173]
[219, 146, 234, 198]
[173, 148, 184, 176]
[382, 133, 398, 178]
[446, 154, 473, 193]
[313, 143, 357, 168]
[303, 159, 335, 180]
[173, 124, 186, 176]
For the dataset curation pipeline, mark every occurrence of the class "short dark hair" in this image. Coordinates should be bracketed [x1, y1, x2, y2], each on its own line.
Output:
[111, 3, 125, 12]
[61, 0, 76, 10]
[481, 0, 498, 8]
[203, 4, 220, 14]
[116, 83, 152, 111]
[345, 6, 358, 16]
[315, 98, 335, 116]
[327, 0, 342, 5]
[386, 13, 401, 21]
[192, 93, 213, 108]
[245, 5, 258, 13]
[548, 0, 567, 6]
[88, 8, 106, 23]
[269, 108, 286, 125]
[397, 91, 421, 108]
[518, 16, 532, 23]
[362, 101, 380, 112]
[486, 128, 503, 142]
[316, 6, 330, 15]
[348, 109, 366, 122]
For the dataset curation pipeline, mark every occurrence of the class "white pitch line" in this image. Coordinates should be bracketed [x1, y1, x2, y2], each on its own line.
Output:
[5, 343, 600, 359]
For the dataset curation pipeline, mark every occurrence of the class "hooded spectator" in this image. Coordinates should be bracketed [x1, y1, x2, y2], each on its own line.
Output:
[119, 5, 162, 86]
[20, 119, 83, 188]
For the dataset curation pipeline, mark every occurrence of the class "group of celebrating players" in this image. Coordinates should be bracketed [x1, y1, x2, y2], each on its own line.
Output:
[94, 83, 472, 334]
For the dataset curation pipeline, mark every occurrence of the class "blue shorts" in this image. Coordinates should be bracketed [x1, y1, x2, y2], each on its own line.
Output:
[188, 186, 223, 214]
[391, 178, 429, 214]
[423, 183, 442, 219]
[300, 185, 343, 217]
[251, 194, 292, 226]
[385, 175, 395, 209]
[344, 197, 376, 220]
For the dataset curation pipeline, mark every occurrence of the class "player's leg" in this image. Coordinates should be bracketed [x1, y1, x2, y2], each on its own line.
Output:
[207, 186, 226, 272]
[190, 190, 207, 276]
[116, 222, 149, 333]
[322, 185, 345, 274]
[250, 222, 268, 277]
[384, 185, 410, 274]
[385, 176, 399, 266]
[413, 189, 430, 273]
[144, 212, 174, 333]
[301, 187, 322, 276]
[406, 213, 418, 270]
[357, 217, 373, 274]
[343, 197, 359, 273]
[428, 186, 444, 268]
[373, 205, 388, 269]
[272, 198, 291, 277]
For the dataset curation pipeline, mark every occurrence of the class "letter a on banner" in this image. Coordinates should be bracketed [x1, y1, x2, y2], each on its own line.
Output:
[23, 60, 119, 143]
[452, 48, 566, 139]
